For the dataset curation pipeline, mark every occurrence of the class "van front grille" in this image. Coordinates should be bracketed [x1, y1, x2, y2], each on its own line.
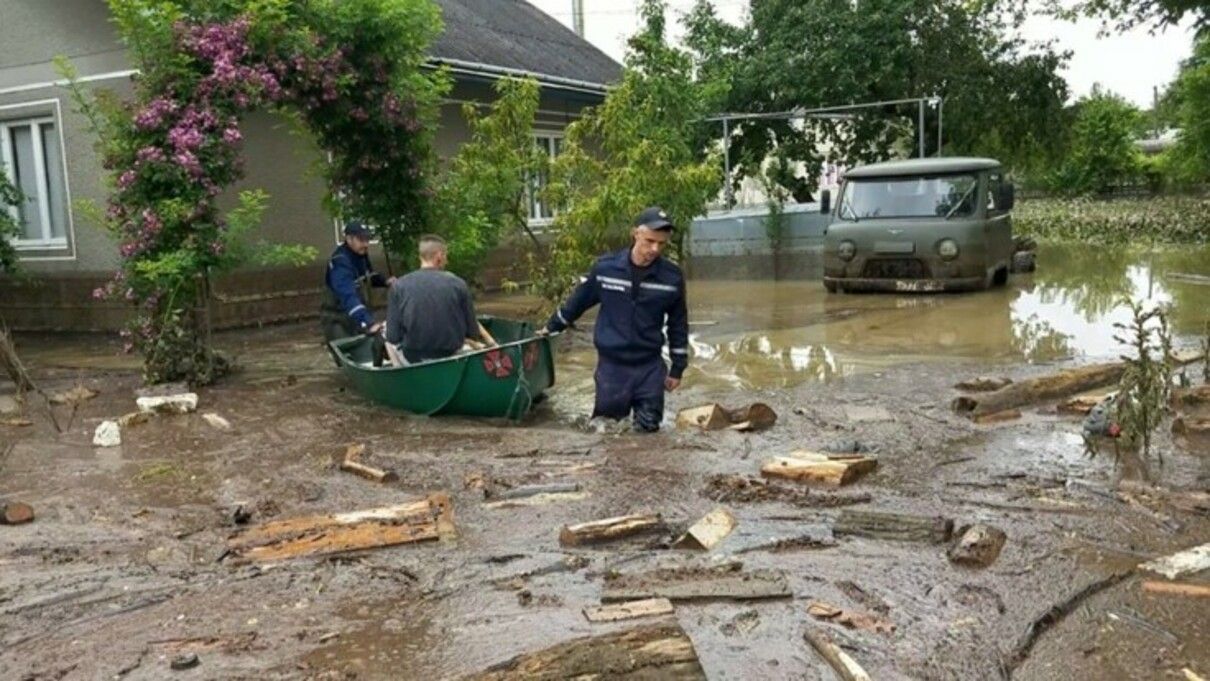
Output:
[862, 258, 930, 279]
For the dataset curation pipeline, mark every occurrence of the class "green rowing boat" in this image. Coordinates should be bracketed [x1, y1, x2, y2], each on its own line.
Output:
[327, 316, 556, 419]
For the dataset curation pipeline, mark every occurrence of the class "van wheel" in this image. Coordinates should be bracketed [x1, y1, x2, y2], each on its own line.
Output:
[824, 280, 838, 293]
[992, 267, 1008, 287]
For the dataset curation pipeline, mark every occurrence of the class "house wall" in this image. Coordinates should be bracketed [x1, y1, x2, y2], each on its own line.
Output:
[0, 2, 597, 331]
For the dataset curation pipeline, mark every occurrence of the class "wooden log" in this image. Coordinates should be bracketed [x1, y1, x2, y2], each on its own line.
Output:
[601, 565, 792, 603]
[1057, 394, 1112, 416]
[673, 507, 737, 550]
[803, 628, 872, 681]
[761, 452, 878, 487]
[339, 459, 398, 483]
[947, 523, 1007, 567]
[467, 624, 705, 680]
[1172, 385, 1210, 408]
[954, 376, 1013, 392]
[225, 493, 454, 563]
[834, 510, 953, 543]
[491, 483, 581, 501]
[727, 403, 778, 432]
[558, 513, 662, 547]
[973, 409, 1022, 424]
[1, 500, 34, 525]
[582, 597, 674, 623]
[676, 404, 730, 431]
[1141, 580, 1210, 598]
[951, 362, 1125, 418]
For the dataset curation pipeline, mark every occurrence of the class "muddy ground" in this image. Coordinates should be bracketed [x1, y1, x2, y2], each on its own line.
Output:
[2, 245, 1209, 680]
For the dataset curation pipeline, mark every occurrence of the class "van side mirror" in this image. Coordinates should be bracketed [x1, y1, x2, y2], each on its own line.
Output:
[998, 182, 1015, 211]
[819, 189, 831, 215]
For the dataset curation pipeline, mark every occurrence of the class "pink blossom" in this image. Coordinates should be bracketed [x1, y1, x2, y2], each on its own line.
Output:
[117, 170, 137, 189]
[222, 127, 242, 144]
[91, 287, 106, 300]
[135, 146, 167, 164]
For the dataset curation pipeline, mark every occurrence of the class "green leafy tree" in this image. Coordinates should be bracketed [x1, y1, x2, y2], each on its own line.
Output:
[528, 0, 720, 304]
[1049, 0, 1208, 33]
[434, 77, 542, 283]
[0, 173, 20, 274]
[684, 0, 1070, 198]
[1050, 87, 1143, 195]
[1163, 36, 1210, 185]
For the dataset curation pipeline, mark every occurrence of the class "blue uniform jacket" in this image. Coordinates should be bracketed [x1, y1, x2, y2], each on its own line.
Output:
[325, 244, 388, 330]
[545, 249, 690, 378]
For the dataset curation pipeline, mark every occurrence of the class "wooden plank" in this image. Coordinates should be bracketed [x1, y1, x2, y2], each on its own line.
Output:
[1142, 580, 1210, 598]
[673, 507, 737, 550]
[727, 403, 778, 432]
[1057, 394, 1112, 416]
[583, 598, 674, 623]
[951, 362, 1125, 418]
[491, 483, 581, 501]
[803, 628, 872, 681]
[225, 493, 454, 562]
[1141, 543, 1210, 579]
[1, 500, 34, 525]
[467, 624, 705, 680]
[973, 409, 1022, 424]
[834, 510, 953, 543]
[558, 513, 662, 547]
[601, 565, 792, 603]
[761, 453, 877, 487]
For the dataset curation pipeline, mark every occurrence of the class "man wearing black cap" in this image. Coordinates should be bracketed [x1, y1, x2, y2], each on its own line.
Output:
[321, 221, 393, 342]
[541, 206, 690, 432]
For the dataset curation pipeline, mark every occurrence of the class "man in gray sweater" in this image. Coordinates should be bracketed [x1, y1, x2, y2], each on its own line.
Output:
[384, 235, 488, 364]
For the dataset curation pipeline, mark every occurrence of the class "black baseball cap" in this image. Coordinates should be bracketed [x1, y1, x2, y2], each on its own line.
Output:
[633, 206, 674, 231]
[344, 220, 373, 239]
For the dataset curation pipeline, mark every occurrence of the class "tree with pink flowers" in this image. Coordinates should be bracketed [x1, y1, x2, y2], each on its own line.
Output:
[62, 0, 448, 385]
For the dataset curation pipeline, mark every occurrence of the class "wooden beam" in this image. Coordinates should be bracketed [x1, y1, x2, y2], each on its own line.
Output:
[601, 565, 791, 602]
[834, 510, 953, 543]
[558, 513, 663, 547]
[225, 493, 454, 563]
[761, 452, 878, 487]
[673, 507, 737, 551]
[583, 598, 674, 623]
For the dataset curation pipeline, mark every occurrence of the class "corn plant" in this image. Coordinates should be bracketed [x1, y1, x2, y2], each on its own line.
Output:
[1101, 300, 1175, 466]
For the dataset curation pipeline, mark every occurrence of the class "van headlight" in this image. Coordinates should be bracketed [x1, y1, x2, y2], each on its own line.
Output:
[938, 239, 959, 260]
[838, 240, 857, 261]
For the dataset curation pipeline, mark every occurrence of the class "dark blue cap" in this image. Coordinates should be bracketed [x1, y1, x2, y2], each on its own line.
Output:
[633, 206, 673, 231]
[344, 220, 373, 239]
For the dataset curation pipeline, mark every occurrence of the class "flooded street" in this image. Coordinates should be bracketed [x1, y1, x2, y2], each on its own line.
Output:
[2, 243, 1208, 680]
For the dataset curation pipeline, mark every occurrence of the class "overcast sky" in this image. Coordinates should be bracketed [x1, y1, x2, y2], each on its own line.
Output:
[527, 0, 1195, 108]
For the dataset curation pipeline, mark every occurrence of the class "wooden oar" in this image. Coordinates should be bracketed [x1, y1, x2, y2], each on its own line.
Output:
[477, 321, 498, 346]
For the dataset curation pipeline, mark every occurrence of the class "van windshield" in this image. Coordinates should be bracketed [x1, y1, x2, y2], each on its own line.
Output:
[837, 173, 979, 220]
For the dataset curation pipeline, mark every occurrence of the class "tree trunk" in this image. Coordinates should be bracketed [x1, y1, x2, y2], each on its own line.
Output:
[952, 362, 1125, 417]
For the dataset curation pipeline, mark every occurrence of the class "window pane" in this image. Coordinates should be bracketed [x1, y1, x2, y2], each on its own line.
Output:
[41, 122, 67, 239]
[10, 125, 46, 240]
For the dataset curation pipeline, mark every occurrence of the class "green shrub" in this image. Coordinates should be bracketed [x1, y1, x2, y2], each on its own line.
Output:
[1015, 196, 1210, 245]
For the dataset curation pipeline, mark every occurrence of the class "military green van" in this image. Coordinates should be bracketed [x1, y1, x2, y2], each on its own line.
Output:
[822, 157, 1015, 293]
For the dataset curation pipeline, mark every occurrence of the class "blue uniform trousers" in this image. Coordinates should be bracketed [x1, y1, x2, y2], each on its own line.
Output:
[593, 355, 666, 432]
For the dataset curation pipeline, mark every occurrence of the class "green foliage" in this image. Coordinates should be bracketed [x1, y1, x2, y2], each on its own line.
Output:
[435, 78, 542, 282]
[1162, 36, 1210, 186]
[63, 0, 444, 385]
[1015, 196, 1210, 245]
[0, 173, 20, 274]
[684, 0, 1070, 195]
[1050, 0, 1208, 33]
[527, 0, 720, 304]
[1047, 88, 1144, 195]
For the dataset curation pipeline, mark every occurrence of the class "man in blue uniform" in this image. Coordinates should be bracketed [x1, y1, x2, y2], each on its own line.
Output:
[321, 221, 393, 342]
[542, 207, 690, 432]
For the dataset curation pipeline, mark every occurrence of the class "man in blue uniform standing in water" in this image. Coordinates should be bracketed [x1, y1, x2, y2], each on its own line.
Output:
[542, 207, 690, 432]
[321, 221, 393, 342]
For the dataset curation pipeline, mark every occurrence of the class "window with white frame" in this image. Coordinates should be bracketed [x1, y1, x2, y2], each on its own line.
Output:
[528, 132, 563, 225]
[1, 116, 69, 249]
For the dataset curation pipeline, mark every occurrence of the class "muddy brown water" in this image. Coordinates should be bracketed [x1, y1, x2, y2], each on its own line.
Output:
[1, 243, 1208, 680]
